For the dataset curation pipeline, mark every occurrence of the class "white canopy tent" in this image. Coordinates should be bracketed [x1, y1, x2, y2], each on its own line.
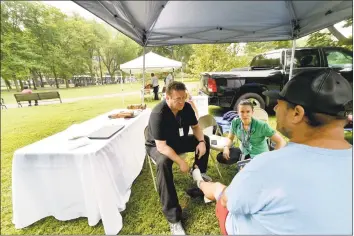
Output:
[74, 1, 353, 103]
[120, 51, 182, 102]
[120, 51, 182, 74]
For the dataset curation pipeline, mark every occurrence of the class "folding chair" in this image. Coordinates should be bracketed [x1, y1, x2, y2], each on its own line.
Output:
[198, 114, 227, 179]
[253, 108, 268, 122]
[253, 108, 275, 150]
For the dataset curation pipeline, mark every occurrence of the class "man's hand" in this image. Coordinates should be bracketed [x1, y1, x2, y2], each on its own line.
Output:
[178, 159, 189, 173]
[195, 142, 206, 159]
[223, 147, 230, 160]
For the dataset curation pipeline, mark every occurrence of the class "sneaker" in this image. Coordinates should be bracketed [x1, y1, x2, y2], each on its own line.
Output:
[186, 187, 204, 198]
[186, 188, 213, 204]
[201, 173, 212, 182]
[190, 168, 212, 182]
[169, 221, 186, 235]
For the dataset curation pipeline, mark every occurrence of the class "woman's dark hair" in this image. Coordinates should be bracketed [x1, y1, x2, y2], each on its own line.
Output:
[238, 99, 254, 110]
[151, 73, 154, 76]
[23, 85, 29, 89]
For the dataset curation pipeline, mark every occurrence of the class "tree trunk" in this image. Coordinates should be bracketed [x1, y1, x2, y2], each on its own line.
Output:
[89, 64, 94, 82]
[39, 71, 44, 87]
[53, 69, 59, 89]
[14, 80, 20, 92]
[19, 79, 24, 91]
[32, 78, 37, 90]
[28, 79, 32, 89]
[64, 77, 69, 88]
[4, 78, 12, 90]
[327, 26, 347, 42]
[108, 71, 114, 84]
[98, 55, 103, 85]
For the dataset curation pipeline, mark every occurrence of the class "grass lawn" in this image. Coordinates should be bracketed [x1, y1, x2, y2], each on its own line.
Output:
[1, 97, 352, 234]
[0, 94, 233, 235]
[0, 80, 199, 105]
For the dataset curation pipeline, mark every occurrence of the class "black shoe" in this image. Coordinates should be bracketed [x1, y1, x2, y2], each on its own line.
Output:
[186, 187, 204, 198]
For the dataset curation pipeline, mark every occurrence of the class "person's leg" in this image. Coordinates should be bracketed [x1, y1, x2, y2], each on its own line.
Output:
[216, 147, 242, 165]
[153, 86, 159, 100]
[146, 146, 182, 223]
[192, 167, 229, 234]
[28, 100, 32, 106]
[178, 135, 210, 173]
[215, 197, 229, 235]
[192, 168, 226, 200]
[34, 100, 38, 106]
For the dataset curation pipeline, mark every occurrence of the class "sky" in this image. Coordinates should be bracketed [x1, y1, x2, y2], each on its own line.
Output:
[42, 1, 353, 38]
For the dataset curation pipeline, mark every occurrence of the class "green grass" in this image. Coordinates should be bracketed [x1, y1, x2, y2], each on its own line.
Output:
[1, 81, 199, 105]
[0, 94, 234, 235]
[1, 98, 352, 235]
[1, 83, 141, 104]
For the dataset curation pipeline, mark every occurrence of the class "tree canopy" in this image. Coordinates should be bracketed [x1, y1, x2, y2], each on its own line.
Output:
[1, 1, 352, 90]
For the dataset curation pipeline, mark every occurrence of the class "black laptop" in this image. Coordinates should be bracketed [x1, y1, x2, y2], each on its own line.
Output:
[88, 125, 125, 139]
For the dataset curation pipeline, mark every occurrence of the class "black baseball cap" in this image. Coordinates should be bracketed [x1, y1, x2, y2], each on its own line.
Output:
[263, 68, 353, 117]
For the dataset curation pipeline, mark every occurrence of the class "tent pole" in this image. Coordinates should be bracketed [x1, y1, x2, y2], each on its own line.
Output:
[181, 66, 184, 83]
[118, 70, 124, 106]
[181, 56, 184, 83]
[289, 39, 296, 80]
[142, 47, 146, 104]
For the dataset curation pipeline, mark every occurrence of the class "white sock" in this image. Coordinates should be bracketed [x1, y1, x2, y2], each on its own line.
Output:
[192, 168, 204, 188]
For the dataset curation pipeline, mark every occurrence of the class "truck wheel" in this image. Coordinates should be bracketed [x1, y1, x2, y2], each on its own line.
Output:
[234, 93, 265, 110]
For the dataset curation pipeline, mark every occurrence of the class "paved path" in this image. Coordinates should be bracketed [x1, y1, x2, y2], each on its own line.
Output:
[3, 83, 199, 109]
[4, 91, 141, 109]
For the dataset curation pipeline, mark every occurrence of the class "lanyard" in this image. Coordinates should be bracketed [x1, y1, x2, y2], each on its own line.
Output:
[240, 121, 252, 141]
[240, 120, 253, 152]
[176, 113, 182, 128]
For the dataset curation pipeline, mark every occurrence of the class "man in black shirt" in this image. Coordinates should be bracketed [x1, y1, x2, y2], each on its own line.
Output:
[145, 81, 211, 235]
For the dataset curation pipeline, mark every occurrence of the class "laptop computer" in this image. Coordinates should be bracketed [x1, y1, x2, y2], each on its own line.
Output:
[88, 125, 125, 139]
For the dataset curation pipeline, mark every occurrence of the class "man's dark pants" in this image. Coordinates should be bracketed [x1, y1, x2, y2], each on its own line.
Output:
[153, 86, 159, 100]
[146, 135, 210, 223]
[216, 147, 250, 165]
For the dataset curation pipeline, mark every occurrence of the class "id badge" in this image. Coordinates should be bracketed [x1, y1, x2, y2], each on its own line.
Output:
[179, 128, 184, 137]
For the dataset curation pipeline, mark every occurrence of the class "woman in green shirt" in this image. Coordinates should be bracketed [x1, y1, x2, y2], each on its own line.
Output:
[217, 100, 286, 165]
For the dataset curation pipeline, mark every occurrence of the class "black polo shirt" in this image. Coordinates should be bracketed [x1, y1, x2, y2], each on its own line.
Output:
[145, 101, 197, 149]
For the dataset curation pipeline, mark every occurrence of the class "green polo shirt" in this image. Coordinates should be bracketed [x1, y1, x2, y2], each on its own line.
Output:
[230, 117, 275, 158]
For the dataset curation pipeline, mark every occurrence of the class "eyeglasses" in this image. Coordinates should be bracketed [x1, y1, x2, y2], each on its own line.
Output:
[171, 96, 187, 103]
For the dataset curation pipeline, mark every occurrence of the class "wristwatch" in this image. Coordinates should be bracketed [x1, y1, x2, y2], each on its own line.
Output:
[198, 140, 205, 143]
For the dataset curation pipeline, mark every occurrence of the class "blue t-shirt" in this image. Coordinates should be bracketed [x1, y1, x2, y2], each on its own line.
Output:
[225, 142, 352, 235]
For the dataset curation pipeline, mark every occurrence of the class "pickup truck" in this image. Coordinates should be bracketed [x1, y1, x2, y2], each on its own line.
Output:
[199, 46, 353, 110]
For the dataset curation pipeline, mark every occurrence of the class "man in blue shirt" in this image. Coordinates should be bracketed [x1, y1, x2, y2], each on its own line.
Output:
[192, 68, 352, 235]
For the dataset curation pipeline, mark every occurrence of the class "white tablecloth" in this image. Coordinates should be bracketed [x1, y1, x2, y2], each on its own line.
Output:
[12, 109, 151, 235]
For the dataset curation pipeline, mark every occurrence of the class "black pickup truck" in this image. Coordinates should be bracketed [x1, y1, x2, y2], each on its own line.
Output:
[199, 47, 353, 110]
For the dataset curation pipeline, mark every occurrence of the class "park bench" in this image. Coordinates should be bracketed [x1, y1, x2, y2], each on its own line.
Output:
[1, 98, 7, 109]
[14, 91, 62, 108]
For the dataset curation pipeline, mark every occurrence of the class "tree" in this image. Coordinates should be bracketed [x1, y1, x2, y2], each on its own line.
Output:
[245, 40, 292, 56]
[327, 18, 353, 48]
[306, 19, 353, 50]
[101, 33, 139, 82]
[188, 43, 250, 76]
[1, 1, 40, 91]
[306, 32, 338, 47]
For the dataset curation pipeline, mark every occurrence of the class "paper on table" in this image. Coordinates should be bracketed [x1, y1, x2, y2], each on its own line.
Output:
[67, 137, 91, 150]
[66, 124, 90, 140]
